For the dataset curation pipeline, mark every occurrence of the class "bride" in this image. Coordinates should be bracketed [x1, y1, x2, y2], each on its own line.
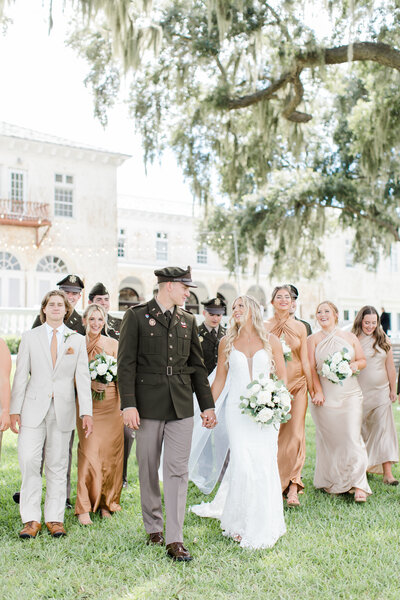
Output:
[190, 295, 287, 549]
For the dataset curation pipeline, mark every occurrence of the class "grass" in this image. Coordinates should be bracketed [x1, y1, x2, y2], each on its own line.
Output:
[1, 408, 400, 600]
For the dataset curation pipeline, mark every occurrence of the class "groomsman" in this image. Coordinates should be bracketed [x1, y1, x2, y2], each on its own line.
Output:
[289, 285, 312, 336]
[87, 282, 133, 486]
[13, 274, 86, 508]
[88, 282, 122, 339]
[198, 295, 227, 375]
[118, 266, 216, 561]
[10, 290, 93, 539]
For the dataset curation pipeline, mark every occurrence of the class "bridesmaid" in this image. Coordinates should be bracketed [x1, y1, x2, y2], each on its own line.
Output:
[265, 285, 314, 506]
[352, 306, 399, 484]
[75, 304, 124, 525]
[307, 301, 371, 502]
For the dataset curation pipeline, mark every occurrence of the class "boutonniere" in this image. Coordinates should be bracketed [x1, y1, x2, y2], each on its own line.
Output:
[66, 347, 75, 355]
[64, 331, 77, 343]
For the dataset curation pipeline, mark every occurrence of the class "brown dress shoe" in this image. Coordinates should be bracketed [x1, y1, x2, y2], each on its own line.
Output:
[46, 521, 67, 537]
[147, 532, 164, 546]
[19, 521, 41, 539]
[166, 542, 193, 562]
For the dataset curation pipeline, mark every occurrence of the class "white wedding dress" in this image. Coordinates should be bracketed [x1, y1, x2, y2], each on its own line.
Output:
[190, 347, 286, 549]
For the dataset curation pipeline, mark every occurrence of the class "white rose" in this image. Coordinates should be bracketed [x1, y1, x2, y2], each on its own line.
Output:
[109, 364, 117, 376]
[256, 407, 274, 423]
[258, 375, 268, 386]
[279, 392, 291, 408]
[250, 401, 256, 408]
[105, 373, 113, 382]
[337, 361, 352, 376]
[263, 379, 276, 393]
[343, 351, 351, 361]
[250, 383, 261, 394]
[96, 363, 108, 376]
[257, 390, 272, 406]
[240, 398, 249, 407]
[328, 372, 340, 383]
[90, 370, 97, 380]
[322, 363, 331, 378]
[331, 352, 343, 365]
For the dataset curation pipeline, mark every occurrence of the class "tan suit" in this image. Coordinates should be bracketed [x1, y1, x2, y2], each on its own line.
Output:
[11, 325, 92, 523]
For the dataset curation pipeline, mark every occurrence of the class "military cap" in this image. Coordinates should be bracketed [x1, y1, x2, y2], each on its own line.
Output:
[288, 284, 299, 299]
[56, 274, 84, 292]
[89, 282, 109, 301]
[154, 265, 197, 288]
[201, 295, 226, 315]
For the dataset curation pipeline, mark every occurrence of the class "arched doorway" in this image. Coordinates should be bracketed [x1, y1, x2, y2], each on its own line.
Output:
[119, 287, 140, 310]
[217, 283, 237, 314]
[185, 291, 199, 314]
[246, 285, 267, 307]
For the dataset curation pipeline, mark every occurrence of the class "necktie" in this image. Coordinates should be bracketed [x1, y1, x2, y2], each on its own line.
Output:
[51, 329, 58, 368]
[211, 328, 217, 338]
[164, 310, 172, 327]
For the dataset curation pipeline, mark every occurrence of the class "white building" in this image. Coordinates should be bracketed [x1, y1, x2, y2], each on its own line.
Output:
[0, 122, 129, 312]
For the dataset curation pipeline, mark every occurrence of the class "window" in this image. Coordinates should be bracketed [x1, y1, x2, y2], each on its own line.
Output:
[117, 239, 125, 258]
[0, 252, 21, 270]
[185, 291, 199, 314]
[343, 310, 350, 321]
[197, 246, 208, 264]
[397, 313, 400, 332]
[37, 255, 68, 273]
[156, 232, 168, 261]
[9, 170, 25, 212]
[54, 173, 74, 217]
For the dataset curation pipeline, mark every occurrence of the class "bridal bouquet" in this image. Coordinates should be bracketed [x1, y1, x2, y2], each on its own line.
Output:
[280, 335, 292, 362]
[239, 374, 292, 428]
[88, 352, 118, 401]
[319, 348, 358, 385]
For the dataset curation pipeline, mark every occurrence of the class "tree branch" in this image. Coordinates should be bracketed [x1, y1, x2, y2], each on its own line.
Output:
[226, 42, 400, 119]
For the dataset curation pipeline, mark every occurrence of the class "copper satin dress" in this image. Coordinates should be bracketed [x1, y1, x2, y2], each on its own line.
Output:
[310, 330, 371, 495]
[75, 334, 124, 515]
[358, 334, 398, 474]
[270, 317, 308, 493]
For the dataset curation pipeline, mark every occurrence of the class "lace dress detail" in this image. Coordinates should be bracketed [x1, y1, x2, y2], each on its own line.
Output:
[190, 348, 286, 549]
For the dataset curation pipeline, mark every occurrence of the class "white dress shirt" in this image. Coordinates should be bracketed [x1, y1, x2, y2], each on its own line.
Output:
[44, 322, 66, 356]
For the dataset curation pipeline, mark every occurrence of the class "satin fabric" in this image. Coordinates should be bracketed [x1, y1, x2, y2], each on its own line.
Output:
[75, 334, 124, 515]
[358, 334, 398, 474]
[310, 330, 371, 495]
[270, 316, 308, 492]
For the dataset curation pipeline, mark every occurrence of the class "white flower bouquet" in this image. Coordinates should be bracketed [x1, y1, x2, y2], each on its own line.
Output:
[280, 335, 292, 362]
[88, 352, 118, 401]
[239, 373, 292, 428]
[319, 348, 358, 385]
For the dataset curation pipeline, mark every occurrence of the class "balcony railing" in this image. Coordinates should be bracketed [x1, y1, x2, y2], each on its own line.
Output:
[0, 199, 51, 227]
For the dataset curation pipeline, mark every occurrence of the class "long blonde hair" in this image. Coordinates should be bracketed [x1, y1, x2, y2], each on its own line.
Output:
[224, 295, 272, 365]
[82, 303, 108, 335]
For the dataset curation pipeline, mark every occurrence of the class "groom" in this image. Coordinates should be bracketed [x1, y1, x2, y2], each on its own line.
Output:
[118, 266, 216, 561]
[10, 290, 93, 539]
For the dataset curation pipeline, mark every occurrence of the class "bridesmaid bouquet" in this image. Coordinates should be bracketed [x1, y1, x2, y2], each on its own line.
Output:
[280, 335, 292, 362]
[239, 374, 292, 428]
[88, 352, 118, 401]
[320, 348, 356, 384]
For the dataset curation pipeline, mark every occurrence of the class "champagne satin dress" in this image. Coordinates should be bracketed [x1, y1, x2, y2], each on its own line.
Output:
[310, 330, 371, 495]
[358, 334, 398, 473]
[75, 334, 124, 515]
[270, 317, 308, 493]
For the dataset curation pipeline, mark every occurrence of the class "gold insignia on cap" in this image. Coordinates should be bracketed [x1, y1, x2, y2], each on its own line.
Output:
[69, 275, 77, 283]
[215, 298, 220, 305]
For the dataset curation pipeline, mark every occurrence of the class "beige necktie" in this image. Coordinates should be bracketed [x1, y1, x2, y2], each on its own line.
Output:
[51, 329, 58, 368]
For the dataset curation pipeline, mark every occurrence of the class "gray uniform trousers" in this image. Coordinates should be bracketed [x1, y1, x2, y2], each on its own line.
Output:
[136, 417, 194, 546]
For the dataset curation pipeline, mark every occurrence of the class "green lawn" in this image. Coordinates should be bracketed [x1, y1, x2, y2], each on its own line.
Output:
[1, 408, 400, 600]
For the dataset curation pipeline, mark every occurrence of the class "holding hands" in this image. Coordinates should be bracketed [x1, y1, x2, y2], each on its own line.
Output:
[201, 408, 218, 429]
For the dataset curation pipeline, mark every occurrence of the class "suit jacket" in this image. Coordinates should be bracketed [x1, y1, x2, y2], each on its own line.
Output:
[32, 309, 85, 335]
[10, 325, 92, 432]
[198, 322, 226, 375]
[105, 314, 122, 340]
[295, 316, 312, 336]
[118, 298, 214, 419]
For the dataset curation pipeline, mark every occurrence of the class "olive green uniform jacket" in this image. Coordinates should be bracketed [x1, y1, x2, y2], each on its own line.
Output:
[117, 298, 214, 420]
[198, 322, 226, 376]
[105, 315, 122, 340]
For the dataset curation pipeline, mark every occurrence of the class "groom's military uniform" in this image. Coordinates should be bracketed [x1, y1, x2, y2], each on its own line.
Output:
[118, 266, 214, 551]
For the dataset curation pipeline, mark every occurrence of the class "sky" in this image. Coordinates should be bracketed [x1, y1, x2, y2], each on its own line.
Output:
[0, 0, 192, 200]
